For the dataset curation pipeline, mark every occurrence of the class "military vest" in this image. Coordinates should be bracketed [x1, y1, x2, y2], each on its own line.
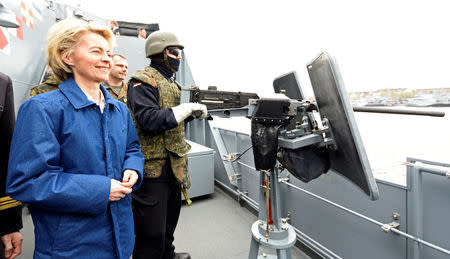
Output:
[128, 66, 191, 189]
[102, 80, 128, 104]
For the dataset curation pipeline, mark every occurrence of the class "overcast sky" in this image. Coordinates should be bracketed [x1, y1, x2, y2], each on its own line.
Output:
[64, 0, 450, 97]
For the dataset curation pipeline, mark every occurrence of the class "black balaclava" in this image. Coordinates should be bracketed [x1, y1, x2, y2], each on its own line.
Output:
[150, 50, 180, 80]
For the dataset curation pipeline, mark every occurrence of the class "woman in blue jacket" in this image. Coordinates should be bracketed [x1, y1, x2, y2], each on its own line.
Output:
[6, 19, 144, 259]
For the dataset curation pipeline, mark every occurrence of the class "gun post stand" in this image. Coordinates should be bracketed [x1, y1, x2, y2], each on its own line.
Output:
[249, 166, 296, 259]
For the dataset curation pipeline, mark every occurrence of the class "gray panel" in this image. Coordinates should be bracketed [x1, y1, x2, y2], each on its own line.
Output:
[206, 126, 231, 186]
[240, 166, 260, 202]
[407, 158, 450, 259]
[187, 139, 213, 156]
[273, 71, 304, 100]
[307, 52, 379, 200]
[186, 152, 214, 199]
[281, 173, 406, 259]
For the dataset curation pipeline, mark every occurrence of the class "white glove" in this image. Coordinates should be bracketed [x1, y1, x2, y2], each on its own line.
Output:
[171, 103, 208, 124]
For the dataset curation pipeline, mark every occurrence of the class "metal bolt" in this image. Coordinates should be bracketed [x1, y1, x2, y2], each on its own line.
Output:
[282, 218, 287, 224]
[281, 226, 288, 231]
[393, 213, 400, 220]
[262, 253, 267, 258]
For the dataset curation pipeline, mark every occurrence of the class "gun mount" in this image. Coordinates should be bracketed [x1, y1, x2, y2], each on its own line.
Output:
[247, 52, 380, 259]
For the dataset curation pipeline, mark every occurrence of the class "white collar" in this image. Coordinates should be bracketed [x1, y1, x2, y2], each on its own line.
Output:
[81, 88, 105, 113]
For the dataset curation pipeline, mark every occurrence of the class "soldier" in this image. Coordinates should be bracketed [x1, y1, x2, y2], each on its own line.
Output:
[29, 70, 62, 98]
[102, 54, 128, 104]
[109, 20, 120, 36]
[128, 31, 207, 259]
[0, 72, 23, 259]
[137, 27, 147, 39]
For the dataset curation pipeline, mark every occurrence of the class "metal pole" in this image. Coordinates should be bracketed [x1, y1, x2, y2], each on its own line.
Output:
[403, 162, 450, 177]
[352, 106, 445, 117]
[412, 166, 423, 259]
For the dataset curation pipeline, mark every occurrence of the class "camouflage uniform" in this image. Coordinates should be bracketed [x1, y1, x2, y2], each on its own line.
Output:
[128, 66, 191, 189]
[102, 80, 128, 104]
[29, 75, 62, 98]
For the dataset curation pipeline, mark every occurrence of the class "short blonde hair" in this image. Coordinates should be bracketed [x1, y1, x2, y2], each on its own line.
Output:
[112, 53, 127, 60]
[46, 19, 115, 81]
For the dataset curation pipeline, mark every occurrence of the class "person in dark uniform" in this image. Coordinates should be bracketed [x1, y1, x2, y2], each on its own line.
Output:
[128, 31, 207, 259]
[0, 72, 23, 259]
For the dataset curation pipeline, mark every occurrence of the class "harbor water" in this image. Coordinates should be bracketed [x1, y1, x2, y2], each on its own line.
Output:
[209, 107, 450, 186]
[355, 106, 449, 186]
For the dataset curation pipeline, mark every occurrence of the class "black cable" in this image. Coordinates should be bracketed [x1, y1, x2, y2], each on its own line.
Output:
[232, 145, 253, 162]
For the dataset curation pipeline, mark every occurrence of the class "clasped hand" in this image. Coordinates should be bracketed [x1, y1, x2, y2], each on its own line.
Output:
[2, 232, 22, 259]
[109, 169, 138, 202]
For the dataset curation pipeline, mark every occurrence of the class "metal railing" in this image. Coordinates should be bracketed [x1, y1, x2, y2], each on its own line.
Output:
[279, 179, 450, 257]
[215, 160, 450, 257]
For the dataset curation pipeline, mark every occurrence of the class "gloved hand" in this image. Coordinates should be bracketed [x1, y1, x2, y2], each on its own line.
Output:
[171, 103, 208, 123]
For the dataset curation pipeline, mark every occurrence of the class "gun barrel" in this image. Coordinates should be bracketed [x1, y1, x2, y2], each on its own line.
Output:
[352, 106, 445, 117]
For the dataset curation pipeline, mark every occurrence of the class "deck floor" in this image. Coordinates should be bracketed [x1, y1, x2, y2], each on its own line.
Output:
[174, 186, 311, 259]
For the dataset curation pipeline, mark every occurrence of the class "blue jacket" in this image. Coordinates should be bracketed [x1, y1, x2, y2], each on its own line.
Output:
[7, 78, 144, 259]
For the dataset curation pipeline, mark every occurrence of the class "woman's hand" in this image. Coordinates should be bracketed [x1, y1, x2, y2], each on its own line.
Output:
[109, 179, 132, 202]
[121, 169, 139, 188]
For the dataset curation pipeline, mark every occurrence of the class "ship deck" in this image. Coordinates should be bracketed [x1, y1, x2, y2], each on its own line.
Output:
[174, 186, 313, 259]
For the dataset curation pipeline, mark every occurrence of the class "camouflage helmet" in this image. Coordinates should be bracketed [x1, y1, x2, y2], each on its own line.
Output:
[145, 31, 184, 58]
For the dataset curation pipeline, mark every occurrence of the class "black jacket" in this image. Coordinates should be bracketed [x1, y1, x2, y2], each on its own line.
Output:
[0, 72, 22, 236]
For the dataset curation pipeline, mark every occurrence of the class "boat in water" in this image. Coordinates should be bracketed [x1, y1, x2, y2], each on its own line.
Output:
[1, 1, 449, 259]
[406, 94, 450, 107]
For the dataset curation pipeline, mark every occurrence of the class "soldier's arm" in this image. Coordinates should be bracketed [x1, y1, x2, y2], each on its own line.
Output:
[128, 79, 178, 135]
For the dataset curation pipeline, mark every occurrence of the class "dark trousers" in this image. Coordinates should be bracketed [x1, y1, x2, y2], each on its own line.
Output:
[0, 241, 4, 259]
[132, 175, 181, 259]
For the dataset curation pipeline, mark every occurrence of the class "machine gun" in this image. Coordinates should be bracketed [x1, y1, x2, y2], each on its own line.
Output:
[180, 53, 445, 259]
[180, 86, 259, 110]
[246, 52, 380, 259]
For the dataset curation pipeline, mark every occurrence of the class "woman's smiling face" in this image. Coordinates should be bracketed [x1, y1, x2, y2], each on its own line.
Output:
[63, 31, 112, 84]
